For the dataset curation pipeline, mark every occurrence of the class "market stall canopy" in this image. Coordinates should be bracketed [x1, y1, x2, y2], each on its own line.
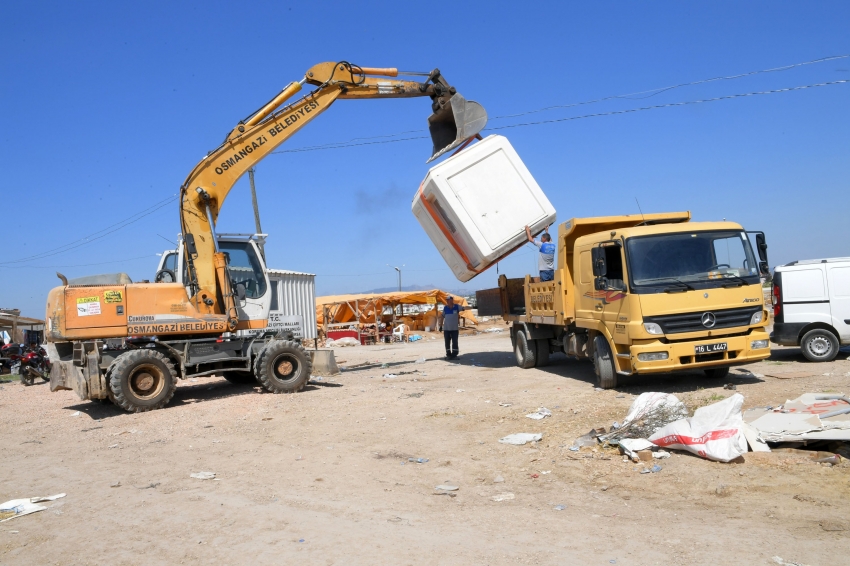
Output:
[317, 289, 476, 326]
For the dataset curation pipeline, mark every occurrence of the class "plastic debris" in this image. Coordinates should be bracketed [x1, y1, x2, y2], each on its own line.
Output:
[329, 337, 359, 347]
[382, 373, 397, 379]
[414, 357, 426, 364]
[408, 457, 429, 464]
[652, 450, 671, 459]
[498, 433, 542, 445]
[435, 484, 459, 491]
[491, 492, 515, 501]
[456, 389, 465, 393]
[0, 494, 66, 522]
[525, 407, 552, 420]
[190, 472, 216, 480]
[651, 464, 662, 473]
[498, 402, 512, 407]
[618, 438, 655, 458]
[650, 394, 747, 462]
[553, 504, 565, 511]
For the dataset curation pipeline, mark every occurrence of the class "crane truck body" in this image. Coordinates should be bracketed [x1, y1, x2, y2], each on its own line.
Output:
[477, 212, 772, 388]
[45, 61, 487, 412]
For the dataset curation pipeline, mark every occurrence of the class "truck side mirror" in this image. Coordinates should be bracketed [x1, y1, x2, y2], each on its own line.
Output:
[591, 246, 607, 277]
[754, 233, 768, 262]
[236, 283, 247, 301]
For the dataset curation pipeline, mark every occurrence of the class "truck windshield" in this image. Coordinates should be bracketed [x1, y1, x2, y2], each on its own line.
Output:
[626, 230, 759, 291]
[220, 241, 267, 298]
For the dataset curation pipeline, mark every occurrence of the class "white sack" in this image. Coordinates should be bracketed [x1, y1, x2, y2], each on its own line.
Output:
[623, 392, 687, 426]
[649, 393, 747, 462]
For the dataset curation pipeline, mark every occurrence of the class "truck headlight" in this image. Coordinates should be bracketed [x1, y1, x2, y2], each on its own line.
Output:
[638, 352, 669, 362]
[750, 311, 764, 325]
[750, 339, 769, 349]
[643, 322, 663, 335]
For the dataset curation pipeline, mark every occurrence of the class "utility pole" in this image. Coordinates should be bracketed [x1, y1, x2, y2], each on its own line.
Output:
[248, 168, 264, 257]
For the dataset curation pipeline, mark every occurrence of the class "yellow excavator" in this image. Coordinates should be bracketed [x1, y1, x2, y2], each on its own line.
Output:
[46, 61, 487, 412]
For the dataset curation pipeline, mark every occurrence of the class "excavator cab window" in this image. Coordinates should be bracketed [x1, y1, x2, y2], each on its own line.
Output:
[219, 241, 267, 299]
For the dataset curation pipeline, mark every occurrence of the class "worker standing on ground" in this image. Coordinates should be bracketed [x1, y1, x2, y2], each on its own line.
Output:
[525, 225, 555, 282]
[442, 296, 469, 359]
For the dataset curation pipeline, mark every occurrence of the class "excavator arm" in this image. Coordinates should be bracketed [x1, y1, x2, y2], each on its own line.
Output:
[179, 61, 486, 325]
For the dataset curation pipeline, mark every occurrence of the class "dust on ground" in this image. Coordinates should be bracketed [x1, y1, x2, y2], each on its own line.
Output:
[2, 328, 850, 565]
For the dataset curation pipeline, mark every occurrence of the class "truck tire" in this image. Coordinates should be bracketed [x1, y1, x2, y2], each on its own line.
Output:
[254, 340, 311, 394]
[109, 350, 177, 413]
[514, 330, 537, 369]
[703, 367, 730, 379]
[534, 339, 550, 367]
[800, 329, 839, 362]
[593, 335, 618, 389]
[222, 371, 257, 385]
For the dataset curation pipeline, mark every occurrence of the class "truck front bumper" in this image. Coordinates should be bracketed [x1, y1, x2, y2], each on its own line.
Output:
[628, 329, 771, 374]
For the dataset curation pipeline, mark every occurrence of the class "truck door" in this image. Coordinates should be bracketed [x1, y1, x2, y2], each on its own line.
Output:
[827, 264, 850, 341]
[220, 239, 271, 324]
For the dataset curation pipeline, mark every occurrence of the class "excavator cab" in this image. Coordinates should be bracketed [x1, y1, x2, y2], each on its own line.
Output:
[427, 92, 488, 163]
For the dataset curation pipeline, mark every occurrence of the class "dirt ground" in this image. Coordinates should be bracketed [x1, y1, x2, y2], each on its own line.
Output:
[2, 325, 850, 565]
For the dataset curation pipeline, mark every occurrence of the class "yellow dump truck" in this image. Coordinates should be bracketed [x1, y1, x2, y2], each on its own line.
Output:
[476, 212, 772, 388]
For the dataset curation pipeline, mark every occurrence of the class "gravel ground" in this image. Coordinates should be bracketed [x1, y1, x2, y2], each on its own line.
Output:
[2, 327, 850, 565]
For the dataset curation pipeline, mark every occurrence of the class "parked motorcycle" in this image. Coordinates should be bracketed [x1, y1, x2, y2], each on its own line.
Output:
[17, 346, 51, 386]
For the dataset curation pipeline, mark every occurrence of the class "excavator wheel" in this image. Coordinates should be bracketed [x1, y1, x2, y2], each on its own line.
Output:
[254, 340, 311, 394]
[109, 350, 178, 413]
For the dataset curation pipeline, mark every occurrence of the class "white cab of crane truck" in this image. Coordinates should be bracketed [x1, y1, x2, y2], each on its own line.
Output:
[771, 257, 850, 362]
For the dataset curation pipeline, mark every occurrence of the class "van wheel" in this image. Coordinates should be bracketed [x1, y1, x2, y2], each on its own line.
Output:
[109, 350, 177, 413]
[534, 339, 550, 367]
[254, 340, 311, 394]
[514, 330, 537, 369]
[800, 329, 839, 362]
[704, 367, 730, 379]
[593, 336, 617, 389]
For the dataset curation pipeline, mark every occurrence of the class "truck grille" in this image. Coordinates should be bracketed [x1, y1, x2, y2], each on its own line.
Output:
[644, 306, 760, 334]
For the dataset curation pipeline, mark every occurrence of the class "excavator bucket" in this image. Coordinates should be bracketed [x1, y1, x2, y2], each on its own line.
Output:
[427, 93, 488, 163]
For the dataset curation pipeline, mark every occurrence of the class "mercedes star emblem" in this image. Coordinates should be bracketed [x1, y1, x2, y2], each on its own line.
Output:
[701, 312, 717, 328]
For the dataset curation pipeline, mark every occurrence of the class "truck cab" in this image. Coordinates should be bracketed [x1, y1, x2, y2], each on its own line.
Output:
[156, 233, 272, 330]
[478, 212, 773, 388]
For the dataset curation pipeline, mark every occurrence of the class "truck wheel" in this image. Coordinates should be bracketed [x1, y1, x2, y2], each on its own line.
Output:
[222, 371, 257, 385]
[534, 339, 550, 367]
[703, 367, 730, 379]
[254, 340, 311, 394]
[593, 336, 618, 389]
[800, 329, 839, 362]
[109, 350, 177, 413]
[514, 330, 537, 369]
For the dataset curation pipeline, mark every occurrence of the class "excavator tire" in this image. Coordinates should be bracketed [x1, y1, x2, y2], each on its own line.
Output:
[254, 340, 311, 394]
[109, 350, 177, 413]
[222, 371, 257, 385]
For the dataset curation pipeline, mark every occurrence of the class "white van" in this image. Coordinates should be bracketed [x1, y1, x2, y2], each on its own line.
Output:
[770, 257, 850, 361]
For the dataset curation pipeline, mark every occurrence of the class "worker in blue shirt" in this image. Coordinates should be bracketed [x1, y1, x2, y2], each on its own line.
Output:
[441, 296, 469, 359]
[525, 225, 555, 282]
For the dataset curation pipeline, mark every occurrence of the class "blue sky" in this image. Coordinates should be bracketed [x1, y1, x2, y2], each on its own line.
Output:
[2, 1, 848, 317]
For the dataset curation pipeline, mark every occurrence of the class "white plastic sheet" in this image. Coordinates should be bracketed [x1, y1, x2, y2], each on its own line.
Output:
[649, 394, 747, 462]
[498, 433, 542, 445]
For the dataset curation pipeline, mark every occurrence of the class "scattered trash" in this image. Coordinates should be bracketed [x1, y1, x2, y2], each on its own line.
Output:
[651, 464, 662, 473]
[618, 438, 655, 458]
[383, 373, 397, 379]
[409, 335, 422, 342]
[604, 392, 689, 441]
[493, 475, 504, 483]
[435, 484, 459, 491]
[530, 473, 539, 479]
[70, 411, 80, 417]
[456, 389, 465, 393]
[414, 357, 426, 364]
[408, 457, 429, 464]
[649, 394, 747, 462]
[190, 472, 216, 480]
[652, 450, 671, 459]
[573, 429, 602, 448]
[553, 504, 565, 511]
[540, 470, 551, 474]
[525, 407, 552, 420]
[299, 538, 305, 543]
[329, 337, 359, 347]
[568, 446, 579, 452]
[484, 328, 503, 333]
[612, 421, 620, 429]
[0, 494, 66, 522]
[491, 492, 515, 501]
[772, 556, 811, 566]
[498, 402, 512, 407]
[594, 387, 604, 392]
[724, 383, 736, 390]
[110, 481, 121, 488]
[744, 394, 850, 443]
[499, 433, 542, 445]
